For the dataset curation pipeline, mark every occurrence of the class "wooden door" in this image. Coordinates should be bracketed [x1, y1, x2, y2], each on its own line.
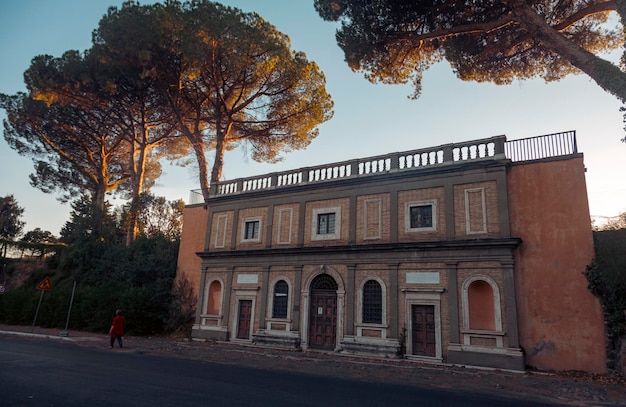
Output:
[237, 300, 252, 339]
[411, 304, 436, 357]
[309, 290, 337, 350]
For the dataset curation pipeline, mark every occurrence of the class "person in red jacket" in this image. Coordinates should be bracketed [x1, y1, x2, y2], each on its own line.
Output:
[109, 309, 126, 349]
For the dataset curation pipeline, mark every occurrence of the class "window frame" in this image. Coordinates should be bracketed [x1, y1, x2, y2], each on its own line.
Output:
[241, 217, 262, 243]
[362, 279, 383, 324]
[271, 279, 289, 319]
[405, 200, 438, 233]
[311, 206, 341, 241]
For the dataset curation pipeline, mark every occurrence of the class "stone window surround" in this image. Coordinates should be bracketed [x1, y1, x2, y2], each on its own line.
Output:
[461, 275, 504, 349]
[241, 216, 262, 243]
[311, 206, 342, 241]
[266, 276, 293, 332]
[405, 200, 438, 233]
[200, 277, 224, 327]
[356, 277, 388, 338]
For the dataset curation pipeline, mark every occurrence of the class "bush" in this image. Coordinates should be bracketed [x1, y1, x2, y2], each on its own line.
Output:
[0, 233, 186, 336]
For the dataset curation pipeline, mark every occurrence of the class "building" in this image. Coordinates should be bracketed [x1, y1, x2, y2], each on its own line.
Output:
[176, 131, 606, 373]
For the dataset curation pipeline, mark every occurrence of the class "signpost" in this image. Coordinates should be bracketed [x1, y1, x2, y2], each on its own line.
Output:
[59, 281, 77, 337]
[31, 277, 53, 333]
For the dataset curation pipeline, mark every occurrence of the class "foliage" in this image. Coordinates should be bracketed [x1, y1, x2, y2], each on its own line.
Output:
[19, 228, 59, 258]
[0, 195, 25, 242]
[594, 211, 626, 231]
[584, 230, 626, 342]
[0, 232, 186, 335]
[0, 65, 130, 209]
[396, 326, 407, 358]
[165, 275, 197, 334]
[117, 193, 185, 241]
[315, 0, 626, 102]
[0, 193, 190, 336]
[59, 196, 119, 245]
[94, 0, 334, 199]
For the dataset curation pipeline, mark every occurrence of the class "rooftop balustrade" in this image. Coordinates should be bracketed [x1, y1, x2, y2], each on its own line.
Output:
[188, 131, 577, 203]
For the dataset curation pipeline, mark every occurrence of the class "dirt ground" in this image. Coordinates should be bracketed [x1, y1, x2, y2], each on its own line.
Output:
[1, 325, 625, 406]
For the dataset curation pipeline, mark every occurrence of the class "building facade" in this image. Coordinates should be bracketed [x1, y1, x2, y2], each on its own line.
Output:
[176, 131, 606, 373]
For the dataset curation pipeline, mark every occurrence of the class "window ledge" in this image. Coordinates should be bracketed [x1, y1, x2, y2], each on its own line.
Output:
[461, 329, 505, 336]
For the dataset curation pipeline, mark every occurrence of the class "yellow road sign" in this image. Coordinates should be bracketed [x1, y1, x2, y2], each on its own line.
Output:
[36, 277, 52, 291]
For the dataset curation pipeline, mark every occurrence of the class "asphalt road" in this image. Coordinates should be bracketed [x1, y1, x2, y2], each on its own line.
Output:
[0, 335, 561, 407]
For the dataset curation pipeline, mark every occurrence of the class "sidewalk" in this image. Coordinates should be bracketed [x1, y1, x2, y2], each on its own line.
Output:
[1, 324, 625, 406]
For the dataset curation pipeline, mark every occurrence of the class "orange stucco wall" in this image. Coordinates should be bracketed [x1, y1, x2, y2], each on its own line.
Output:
[508, 157, 606, 373]
[175, 204, 208, 295]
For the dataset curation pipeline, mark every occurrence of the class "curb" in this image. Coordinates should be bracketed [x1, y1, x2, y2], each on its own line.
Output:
[0, 329, 103, 342]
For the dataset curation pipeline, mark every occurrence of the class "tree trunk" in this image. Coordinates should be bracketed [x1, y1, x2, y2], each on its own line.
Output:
[192, 134, 211, 201]
[210, 133, 225, 187]
[125, 136, 148, 246]
[506, 0, 626, 102]
[93, 182, 107, 237]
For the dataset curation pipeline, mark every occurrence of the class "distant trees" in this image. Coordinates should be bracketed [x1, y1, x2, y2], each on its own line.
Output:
[0, 195, 25, 257]
[595, 212, 626, 230]
[19, 228, 58, 258]
[315, 0, 626, 101]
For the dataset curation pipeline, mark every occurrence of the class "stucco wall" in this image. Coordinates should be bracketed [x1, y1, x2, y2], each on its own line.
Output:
[176, 204, 208, 295]
[508, 157, 606, 373]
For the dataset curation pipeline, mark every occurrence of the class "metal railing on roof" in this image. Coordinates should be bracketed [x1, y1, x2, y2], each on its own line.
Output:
[504, 130, 577, 162]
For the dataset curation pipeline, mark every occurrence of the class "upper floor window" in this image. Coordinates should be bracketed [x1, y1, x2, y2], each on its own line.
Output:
[362, 279, 382, 324]
[317, 213, 335, 234]
[312, 206, 341, 241]
[241, 217, 262, 242]
[272, 280, 289, 319]
[406, 201, 437, 232]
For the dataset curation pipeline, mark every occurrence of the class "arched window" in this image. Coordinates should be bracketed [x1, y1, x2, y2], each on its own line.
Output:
[311, 273, 338, 291]
[207, 280, 222, 315]
[272, 280, 289, 319]
[467, 280, 495, 330]
[362, 279, 382, 324]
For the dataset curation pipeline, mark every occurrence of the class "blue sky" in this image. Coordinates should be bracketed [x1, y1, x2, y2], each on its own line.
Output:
[1, 0, 625, 235]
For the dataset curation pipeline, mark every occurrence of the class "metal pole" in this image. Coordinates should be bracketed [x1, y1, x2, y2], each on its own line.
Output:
[31, 290, 45, 333]
[61, 281, 77, 336]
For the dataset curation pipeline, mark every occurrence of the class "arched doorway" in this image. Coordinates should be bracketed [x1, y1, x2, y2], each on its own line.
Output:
[309, 274, 338, 350]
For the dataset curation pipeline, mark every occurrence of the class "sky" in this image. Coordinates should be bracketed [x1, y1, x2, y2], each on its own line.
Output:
[1, 0, 625, 236]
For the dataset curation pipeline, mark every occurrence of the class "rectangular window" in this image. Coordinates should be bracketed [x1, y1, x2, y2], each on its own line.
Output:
[410, 205, 433, 229]
[244, 220, 260, 240]
[405, 200, 437, 233]
[317, 213, 335, 235]
[312, 206, 341, 241]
